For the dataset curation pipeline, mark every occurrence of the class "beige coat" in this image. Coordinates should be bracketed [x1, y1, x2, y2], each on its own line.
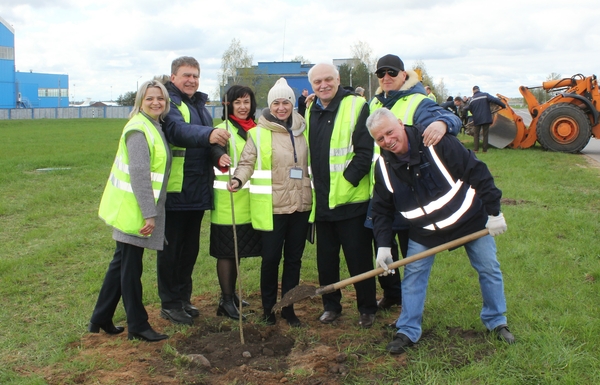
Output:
[234, 109, 312, 215]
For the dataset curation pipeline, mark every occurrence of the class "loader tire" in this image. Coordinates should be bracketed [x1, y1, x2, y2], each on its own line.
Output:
[536, 104, 591, 153]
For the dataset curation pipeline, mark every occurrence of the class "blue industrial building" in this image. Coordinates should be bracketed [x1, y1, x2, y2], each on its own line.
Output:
[255, 61, 313, 103]
[224, 61, 314, 108]
[0, 16, 69, 109]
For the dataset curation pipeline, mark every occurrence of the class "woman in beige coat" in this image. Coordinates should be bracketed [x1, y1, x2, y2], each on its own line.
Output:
[229, 78, 312, 327]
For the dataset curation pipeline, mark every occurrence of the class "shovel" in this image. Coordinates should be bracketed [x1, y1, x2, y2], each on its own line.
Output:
[272, 229, 489, 312]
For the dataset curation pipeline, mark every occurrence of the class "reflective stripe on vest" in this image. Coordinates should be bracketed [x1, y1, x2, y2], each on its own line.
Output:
[98, 113, 167, 235]
[211, 120, 253, 225]
[378, 145, 476, 231]
[247, 128, 274, 231]
[166, 100, 189, 192]
[305, 95, 370, 219]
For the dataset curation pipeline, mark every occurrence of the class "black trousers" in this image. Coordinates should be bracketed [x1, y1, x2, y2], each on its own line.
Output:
[316, 215, 377, 315]
[157, 210, 204, 309]
[473, 124, 490, 152]
[375, 229, 409, 301]
[260, 211, 310, 311]
[90, 241, 150, 333]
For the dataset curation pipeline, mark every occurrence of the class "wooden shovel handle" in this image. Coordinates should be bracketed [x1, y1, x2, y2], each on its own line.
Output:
[315, 229, 490, 295]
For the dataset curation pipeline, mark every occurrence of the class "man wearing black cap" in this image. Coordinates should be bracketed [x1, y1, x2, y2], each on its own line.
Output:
[466, 86, 506, 153]
[367, 54, 462, 312]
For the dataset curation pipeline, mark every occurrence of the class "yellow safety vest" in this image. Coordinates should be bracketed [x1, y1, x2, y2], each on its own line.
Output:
[98, 113, 167, 235]
[247, 127, 274, 231]
[369, 93, 427, 125]
[166, 100, 189, 193]
[306, 95, 370, 222]
[211, 121, 252, 225]
[368, 93, 427, 194]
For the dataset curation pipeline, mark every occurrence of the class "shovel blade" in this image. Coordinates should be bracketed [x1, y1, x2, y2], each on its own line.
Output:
[272, 284, 318, 312]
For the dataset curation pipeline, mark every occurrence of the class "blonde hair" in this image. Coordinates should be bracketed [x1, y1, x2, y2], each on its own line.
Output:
[129, 80, 170, 120]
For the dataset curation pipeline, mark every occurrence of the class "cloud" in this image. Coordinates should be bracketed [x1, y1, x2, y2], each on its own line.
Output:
[2, 0, 600, 101]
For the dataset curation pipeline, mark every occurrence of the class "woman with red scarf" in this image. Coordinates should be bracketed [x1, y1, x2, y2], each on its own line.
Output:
[209, 86, 262, 320]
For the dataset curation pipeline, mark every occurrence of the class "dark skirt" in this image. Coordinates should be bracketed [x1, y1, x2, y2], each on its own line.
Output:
[209, 223, 262, 259]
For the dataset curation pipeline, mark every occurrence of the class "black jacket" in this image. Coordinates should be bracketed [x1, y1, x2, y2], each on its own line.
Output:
[467, 91, 506, 126]
[163, 81, 216, 211]
[307, 86, 373, 221]
[372, 125, 502, 248]
[440, 100, 458, 116]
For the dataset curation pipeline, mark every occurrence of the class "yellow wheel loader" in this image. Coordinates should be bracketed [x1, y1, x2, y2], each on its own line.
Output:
[489, 74, 600, 153]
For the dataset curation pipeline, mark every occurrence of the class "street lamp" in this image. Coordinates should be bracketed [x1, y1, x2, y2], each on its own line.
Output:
[136, 76, 142, 91]
[350, 66, 353, 88]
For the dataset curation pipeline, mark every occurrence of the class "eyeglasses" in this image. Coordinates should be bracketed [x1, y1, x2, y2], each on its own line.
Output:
[376, 69, 399, 79]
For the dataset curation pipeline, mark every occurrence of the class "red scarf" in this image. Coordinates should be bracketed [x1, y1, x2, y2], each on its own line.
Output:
[229, 115, 256, 131]
[217, 115, 257, 173]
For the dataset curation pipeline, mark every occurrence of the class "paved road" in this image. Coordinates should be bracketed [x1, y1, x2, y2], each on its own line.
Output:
[513, 109, 600, 164]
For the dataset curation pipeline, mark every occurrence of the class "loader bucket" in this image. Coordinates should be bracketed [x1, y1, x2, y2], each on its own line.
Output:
[489, 108, 518, 149]
[488, 95, 531, 149]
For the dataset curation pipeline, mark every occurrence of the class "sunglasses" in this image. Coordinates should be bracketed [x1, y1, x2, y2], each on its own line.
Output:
[376, 69, 399, 79]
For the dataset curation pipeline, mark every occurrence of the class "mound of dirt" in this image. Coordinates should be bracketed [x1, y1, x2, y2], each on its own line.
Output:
[34, 291, 494, 385]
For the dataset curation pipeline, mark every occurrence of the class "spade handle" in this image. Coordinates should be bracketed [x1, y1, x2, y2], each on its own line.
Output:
[315, 229, 490, 295]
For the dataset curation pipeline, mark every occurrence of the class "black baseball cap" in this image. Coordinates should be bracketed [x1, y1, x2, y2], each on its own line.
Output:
[376, 54, 405, 72]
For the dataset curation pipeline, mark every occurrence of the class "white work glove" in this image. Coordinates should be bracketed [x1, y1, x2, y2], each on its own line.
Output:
[376, 247, 395, 276]
[486, 213, 507, 236]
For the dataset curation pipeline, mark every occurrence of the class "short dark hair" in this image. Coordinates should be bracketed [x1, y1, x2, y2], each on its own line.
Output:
[171, 56, 200, 75]
[221, 85, 257, 121]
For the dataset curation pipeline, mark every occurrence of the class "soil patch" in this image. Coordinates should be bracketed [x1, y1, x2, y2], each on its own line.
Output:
[33, 291, 498, 384]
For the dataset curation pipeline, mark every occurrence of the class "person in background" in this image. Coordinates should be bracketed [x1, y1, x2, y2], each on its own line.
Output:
[367, 108, 514, 354]
[157, 56, 230, 326]
[90, 80, 171, 342]
[209, 85, 262, 320]
[228, 78, 312, 328]
[297, 89, 308, 117]
[454, 96, 471, 130]
[466, 85, 506, 153]
[355, 86, 366, 98]
[424, 86, 437, 103]
[306, 63, 378, 329]
[440, 96, 458, 116]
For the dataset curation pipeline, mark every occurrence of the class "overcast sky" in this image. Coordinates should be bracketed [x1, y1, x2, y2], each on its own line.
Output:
[2, 0, 599, 102]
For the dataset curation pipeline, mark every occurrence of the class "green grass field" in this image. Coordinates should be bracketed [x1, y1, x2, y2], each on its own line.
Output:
[0, 119, 599, 384]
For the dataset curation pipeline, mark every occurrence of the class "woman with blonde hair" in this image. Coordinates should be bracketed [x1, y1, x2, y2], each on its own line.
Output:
[89, 79, 172, 342]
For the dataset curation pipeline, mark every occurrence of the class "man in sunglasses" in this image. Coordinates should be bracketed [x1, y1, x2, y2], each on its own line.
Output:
[367, 54, 462, 313]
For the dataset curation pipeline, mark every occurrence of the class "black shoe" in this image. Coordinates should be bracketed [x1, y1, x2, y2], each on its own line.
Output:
[88, 321, 125, 335]
[183, 302, 200, 318]
[358, 313, 376, 329]
[377, 297, 401, 310]
[217, 295, 245, 320]
[319, 310, 341, 324]
[234, 294, 250, 308]
[492, 324, 515, 344]
[281, 307, 302, 327]
[263, 310, 276, 325]
[160, 308, 193, 325]
[128, 328, 168, 342]
[386, 333, 415, 354]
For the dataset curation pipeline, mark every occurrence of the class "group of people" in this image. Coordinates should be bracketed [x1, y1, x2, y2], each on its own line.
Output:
[437, 86, 507, 152]
[88, 53, 515, 353]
